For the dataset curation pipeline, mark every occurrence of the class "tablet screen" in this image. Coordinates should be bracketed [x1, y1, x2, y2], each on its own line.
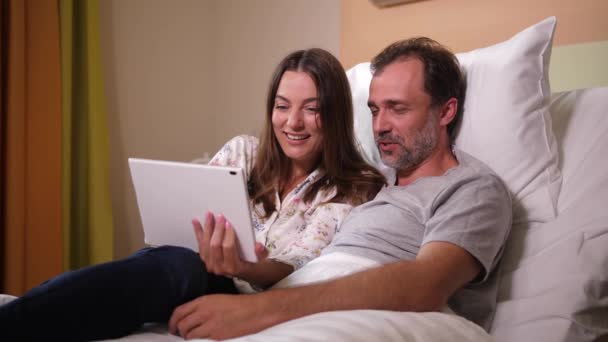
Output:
[129, 158, 257, 262]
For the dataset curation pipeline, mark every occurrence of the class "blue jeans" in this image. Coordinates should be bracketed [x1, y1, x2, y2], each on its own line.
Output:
[0, 246, 237, 341]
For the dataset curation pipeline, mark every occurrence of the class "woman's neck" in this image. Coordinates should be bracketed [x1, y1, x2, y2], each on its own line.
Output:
[280, 162, 317, 201]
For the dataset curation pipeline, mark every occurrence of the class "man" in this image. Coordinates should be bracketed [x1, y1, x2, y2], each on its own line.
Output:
[169, 37, 512, 340]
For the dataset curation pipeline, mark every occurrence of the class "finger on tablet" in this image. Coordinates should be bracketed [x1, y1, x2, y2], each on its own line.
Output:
[222, 221, 239, 275]
[200, 211, 215, 262]
[209, 214, 226, 269]
[192, 218, 203, 243]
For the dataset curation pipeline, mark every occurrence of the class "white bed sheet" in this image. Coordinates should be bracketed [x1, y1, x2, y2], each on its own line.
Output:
[103, 252, 491, 342]
[105, 310, 492, 342]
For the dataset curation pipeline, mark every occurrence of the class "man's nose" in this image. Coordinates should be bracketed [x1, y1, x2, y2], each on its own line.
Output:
[373, 109, 391, 135]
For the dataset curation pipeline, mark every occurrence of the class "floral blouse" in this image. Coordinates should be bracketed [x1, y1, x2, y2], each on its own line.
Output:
[208, 135, 352, 290]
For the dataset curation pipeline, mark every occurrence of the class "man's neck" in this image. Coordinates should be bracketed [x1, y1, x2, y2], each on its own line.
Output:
[396, 146, 458, 186]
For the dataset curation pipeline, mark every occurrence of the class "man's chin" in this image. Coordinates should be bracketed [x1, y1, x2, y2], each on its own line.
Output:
[379, 156, 398, 169]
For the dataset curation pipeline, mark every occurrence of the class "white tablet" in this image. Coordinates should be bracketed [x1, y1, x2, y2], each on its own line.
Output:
[128, 158, 257, 262]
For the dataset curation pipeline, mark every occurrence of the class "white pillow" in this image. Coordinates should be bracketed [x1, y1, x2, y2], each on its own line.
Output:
[492, 87, 608, 342]
[550, 87, 608, 214]
[348, 62, 396, 181]
[347, 17, 561, 224]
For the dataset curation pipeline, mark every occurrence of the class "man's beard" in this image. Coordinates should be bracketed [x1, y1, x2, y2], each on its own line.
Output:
[375, 113, 437, 170]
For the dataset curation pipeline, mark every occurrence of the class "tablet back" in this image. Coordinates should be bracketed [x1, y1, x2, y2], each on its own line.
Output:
[128, 158, 257, 262]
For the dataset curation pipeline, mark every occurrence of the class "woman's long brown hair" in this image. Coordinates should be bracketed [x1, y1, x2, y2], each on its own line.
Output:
[249, 48, 386, 217]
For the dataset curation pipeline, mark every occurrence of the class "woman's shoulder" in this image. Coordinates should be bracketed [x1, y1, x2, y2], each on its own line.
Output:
[209, 135, 259, 172]
[223, 134, 259, 148]
[216, 135, 259, 160]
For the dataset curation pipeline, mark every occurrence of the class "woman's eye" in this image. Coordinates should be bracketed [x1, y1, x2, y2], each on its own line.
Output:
[274, 104, 288, 111]
[304, 107, 318, 114]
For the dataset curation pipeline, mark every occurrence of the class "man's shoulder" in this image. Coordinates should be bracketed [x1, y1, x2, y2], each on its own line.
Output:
[446, 149, 512, 205]
[450, 149, 506, 186]
[453, 149, 496, 176]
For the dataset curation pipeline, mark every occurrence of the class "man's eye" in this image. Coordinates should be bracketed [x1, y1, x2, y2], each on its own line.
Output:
[369, 108, 379, 116]
[393, 106, 407, 113]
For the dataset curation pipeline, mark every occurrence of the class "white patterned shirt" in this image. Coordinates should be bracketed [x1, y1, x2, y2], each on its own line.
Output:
[208, 135, 353, 292]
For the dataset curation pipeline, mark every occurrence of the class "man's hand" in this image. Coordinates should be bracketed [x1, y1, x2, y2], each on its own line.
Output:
[168, 293, 275, 340]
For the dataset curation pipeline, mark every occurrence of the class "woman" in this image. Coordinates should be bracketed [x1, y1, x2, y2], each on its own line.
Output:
[0, 48, 385, 341]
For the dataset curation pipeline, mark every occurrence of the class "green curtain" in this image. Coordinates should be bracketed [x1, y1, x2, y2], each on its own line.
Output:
[60, 0, 113, 269]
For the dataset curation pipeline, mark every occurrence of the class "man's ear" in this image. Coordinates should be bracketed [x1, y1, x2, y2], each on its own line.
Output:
[438, 98, 458, 127]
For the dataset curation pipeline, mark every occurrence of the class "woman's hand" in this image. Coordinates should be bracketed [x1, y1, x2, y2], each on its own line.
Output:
[193, 212, 293, 288]
[193, 212, 268, 278]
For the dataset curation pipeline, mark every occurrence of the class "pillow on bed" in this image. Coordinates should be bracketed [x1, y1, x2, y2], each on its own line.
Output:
[492, 86, 608, 342]
[347, 17, 561, 224]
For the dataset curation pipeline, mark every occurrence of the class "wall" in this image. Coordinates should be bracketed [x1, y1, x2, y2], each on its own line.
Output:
[99, 0, 217, 259]
[550, 40, 608, 91]
[99, 0, 340, 258]
[212, 0, 341, 151]
[340, 0, 608, 68]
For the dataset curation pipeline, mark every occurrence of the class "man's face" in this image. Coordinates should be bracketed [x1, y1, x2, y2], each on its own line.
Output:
[368, 58, 438, 171]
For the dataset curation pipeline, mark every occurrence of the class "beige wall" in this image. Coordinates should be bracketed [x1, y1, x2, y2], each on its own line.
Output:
[340, 0, 608, 68]
[551, 40, 608, 91]
[212, 0, 341, 149]
[100, 0, 340, 258]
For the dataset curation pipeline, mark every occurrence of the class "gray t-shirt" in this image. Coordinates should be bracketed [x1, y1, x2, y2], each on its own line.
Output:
[322, 149, 512, 330]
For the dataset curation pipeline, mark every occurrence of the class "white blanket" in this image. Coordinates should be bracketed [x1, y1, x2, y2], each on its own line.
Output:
[106, 253, 492, 342]
[1, 253, 493, 342]
[108, 310, 492, 342]
[272, 251, 382, 288]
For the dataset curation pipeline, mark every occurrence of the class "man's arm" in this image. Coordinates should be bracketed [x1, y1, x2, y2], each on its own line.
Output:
[169, 241, 481, 340]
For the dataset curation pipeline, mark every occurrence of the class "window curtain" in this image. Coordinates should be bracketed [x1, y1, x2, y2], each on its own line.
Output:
[60, 0, 113, 270]
[0, 0, 114, 294]
[1, 0, 63, 295]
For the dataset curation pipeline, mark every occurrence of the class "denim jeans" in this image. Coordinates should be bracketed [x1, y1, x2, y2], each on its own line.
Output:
[0, 245, 237, 341]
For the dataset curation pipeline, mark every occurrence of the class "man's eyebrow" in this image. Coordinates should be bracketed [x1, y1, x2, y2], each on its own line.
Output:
[384, 100, 408, 107]
[367, 99, 408, 107]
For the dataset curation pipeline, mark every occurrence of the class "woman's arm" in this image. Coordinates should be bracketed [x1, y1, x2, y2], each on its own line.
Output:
[194, 213, 293, 288]
[234, 258, 293, 289]
[196, 200, 352, 288]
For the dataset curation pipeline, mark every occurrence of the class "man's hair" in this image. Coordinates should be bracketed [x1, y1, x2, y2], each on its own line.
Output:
[250, 48, 386, 217]
[370, 37, 465, 139]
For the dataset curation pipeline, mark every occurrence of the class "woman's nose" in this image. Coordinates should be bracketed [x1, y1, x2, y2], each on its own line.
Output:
[286, 110, 304, 129]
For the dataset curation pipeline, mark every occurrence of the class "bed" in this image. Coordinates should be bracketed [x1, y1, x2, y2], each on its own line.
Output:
[4, 16, 604, 342]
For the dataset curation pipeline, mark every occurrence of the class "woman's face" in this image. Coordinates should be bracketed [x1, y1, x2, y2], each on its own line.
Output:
[272, 70, 323, 172]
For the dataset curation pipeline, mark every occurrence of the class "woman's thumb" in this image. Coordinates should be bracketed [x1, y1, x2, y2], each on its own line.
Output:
[254, 242, 268, 261]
